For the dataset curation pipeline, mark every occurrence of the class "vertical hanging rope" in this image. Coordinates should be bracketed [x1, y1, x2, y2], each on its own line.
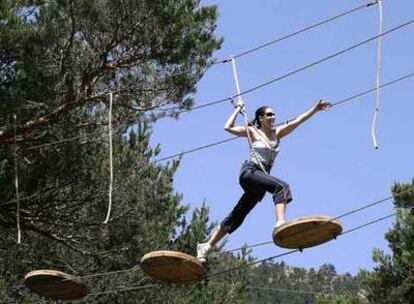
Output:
[230, 57, 267, 173]
[104, 92, 114, 224]
[371, 0, 383, 149]
[13, 115, 21, 244]
[231, 56, 243, 96]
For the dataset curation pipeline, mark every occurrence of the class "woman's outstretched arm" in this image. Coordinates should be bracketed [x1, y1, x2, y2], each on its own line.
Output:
[276, 100, 331, 139]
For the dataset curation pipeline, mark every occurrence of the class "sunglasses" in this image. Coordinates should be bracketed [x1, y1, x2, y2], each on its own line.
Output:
[264, 112, 276, 117]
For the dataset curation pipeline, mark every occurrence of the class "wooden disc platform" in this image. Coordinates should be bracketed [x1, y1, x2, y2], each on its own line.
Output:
[24, 269, 87, 300]
[141, 250, 207, 284]
[272, 216, 342, 249]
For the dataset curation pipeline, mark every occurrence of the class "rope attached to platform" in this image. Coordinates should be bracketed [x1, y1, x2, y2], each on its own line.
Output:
[13, 115, 21, 244]
[104, 92, 114, 224]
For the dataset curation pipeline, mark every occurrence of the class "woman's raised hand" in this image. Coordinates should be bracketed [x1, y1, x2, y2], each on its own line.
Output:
[236, 97, 245, 110]
[314, 99, 332, 111]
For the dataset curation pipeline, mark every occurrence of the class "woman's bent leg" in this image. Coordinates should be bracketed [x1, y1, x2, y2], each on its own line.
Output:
[241, 169, 292, 225]
[243, 170, 292, 204]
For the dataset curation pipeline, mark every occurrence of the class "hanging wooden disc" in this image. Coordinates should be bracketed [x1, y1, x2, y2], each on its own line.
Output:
[273, 216, 342, 249]
[141, 250, 207, 284]
[24, 269, 87, 300]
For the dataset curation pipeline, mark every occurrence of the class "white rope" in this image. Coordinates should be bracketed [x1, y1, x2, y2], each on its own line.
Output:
[104, 92, 114, 224]
[371, 0, 383, 149]
[230, 57, 267, 173]
[13, 115, 21, 244]
[231, 56, 242, 96]
[241, 109, 268, 174]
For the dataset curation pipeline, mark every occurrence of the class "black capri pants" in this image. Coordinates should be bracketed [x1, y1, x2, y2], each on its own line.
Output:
[221, 161, 292, 234]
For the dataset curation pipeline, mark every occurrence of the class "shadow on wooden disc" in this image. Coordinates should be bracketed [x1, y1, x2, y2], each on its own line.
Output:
[273, 215, 342, 249]
[141, 250, 207, 284]
[24, 269, 87, 300]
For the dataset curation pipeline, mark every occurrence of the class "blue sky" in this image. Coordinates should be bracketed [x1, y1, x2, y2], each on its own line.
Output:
[151, 0, 414, 275]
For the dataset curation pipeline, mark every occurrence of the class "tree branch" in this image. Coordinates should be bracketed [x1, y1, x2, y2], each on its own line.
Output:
[0, 95, 84, 143]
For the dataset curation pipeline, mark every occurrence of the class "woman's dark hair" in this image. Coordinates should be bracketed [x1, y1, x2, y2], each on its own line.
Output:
[250, 106, 271, 128]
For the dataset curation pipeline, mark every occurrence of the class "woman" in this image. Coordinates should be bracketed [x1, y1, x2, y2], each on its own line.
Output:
[196, 98, 331, 262]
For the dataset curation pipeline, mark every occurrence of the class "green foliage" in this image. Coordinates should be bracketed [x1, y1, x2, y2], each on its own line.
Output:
[315, 291, 364, 304]
[0, 0, 223, 142]
[4, 1, 399, 303]
[0, 1, 254, 303]
[362, 180, 414, 304]
[248, 262, 362, 304]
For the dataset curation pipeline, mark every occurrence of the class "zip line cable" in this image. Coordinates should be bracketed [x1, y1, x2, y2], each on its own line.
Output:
[79, 210, 398, 294]
[60, 187, 413, 284]
[153, 70, 414, 163]
[11, 67, 414, 162]
[77, 267, 142, 281]
[210, 186, 413, 256]
[340, 213, 395, 236]
[22, 1, 376, 114]
[226, 1, 378, 61]
[331, 71, 414, 107]
[102, 0, 379, 87]
[330, 195, 392, 222]
[10, 18, 414, 154]
[3, 71, 412, 217]
[86, 2, 381, 115]
[201, 211, 397, 282]
[153, 137, 238, 163]
[59, 211, 399, 298]
[17, 135, 105, 152]
[6, 1, 378, 143]
[111, 1, 379, 109]
[7, 10, 411, 148]
[177, 18, 414, 115]
[206, 250, 301, 281]
[84, 281, 320, 299]
[3, 70, 413, 209]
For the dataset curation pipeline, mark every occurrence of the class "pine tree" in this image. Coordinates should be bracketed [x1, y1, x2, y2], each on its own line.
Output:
[362, 181, 414, 304]
[0, 1, 252, 303]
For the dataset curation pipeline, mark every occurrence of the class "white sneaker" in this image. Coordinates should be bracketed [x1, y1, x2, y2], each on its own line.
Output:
[196, 242, 211, 263]
[274, 220, 286, 229]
